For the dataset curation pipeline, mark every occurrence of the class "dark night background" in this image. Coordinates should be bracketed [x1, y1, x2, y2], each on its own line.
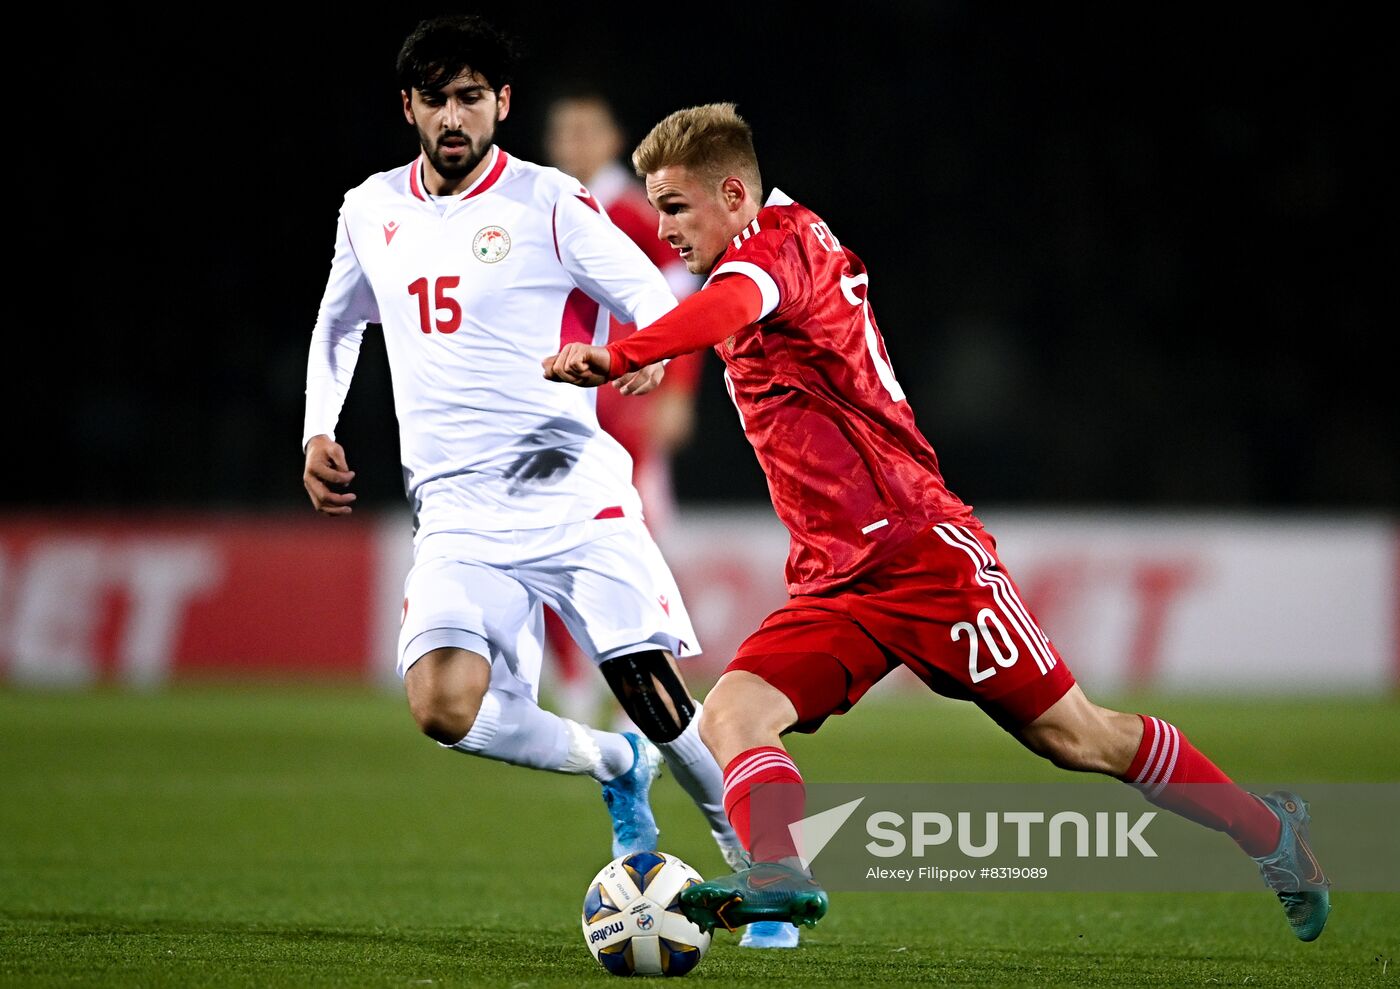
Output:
[12, 4, 1393, 514]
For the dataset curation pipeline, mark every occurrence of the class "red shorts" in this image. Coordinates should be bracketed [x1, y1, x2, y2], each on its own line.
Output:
[728, 522, 1075, 733]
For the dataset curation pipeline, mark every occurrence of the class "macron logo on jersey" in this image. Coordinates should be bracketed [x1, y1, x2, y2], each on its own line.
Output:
[383, 220, 400, 245]
[576, 187, 601, 213]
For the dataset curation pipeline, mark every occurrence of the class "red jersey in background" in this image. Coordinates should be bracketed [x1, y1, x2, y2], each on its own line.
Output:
[586, 162, 702, 530]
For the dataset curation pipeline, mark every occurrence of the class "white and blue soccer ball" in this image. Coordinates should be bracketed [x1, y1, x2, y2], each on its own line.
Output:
[581, 851, 711, 976]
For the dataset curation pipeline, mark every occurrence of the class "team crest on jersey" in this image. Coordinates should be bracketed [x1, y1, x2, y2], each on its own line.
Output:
[473, 226, 511, 263]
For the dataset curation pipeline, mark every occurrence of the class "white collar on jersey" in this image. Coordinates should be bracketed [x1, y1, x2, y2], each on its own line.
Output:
[765, 187, 794, 207]
[416, 145, 502, 201]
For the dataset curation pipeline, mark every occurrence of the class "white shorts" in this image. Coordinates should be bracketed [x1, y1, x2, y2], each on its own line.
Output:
[396, 516, 701, 688]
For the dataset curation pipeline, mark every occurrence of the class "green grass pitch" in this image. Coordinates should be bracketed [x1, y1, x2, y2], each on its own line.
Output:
[1, 685, 1396, 987]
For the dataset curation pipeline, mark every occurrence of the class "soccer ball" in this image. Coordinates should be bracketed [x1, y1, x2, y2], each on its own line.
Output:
[581, 850, 712, 976]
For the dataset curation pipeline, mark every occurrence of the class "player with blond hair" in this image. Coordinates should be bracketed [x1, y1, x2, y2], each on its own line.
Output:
[544, 102, 1330, 944]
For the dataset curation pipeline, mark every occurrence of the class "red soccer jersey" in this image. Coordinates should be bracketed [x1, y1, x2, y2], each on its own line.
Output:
[704, 190, 976, 594]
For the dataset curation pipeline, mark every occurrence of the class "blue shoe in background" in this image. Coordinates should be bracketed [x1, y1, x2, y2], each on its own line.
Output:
[739, 920, 802, 948]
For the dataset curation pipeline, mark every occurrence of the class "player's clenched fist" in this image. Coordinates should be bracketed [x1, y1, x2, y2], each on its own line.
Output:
[542, 343, 613, 388]
[303, 434, 357, 516]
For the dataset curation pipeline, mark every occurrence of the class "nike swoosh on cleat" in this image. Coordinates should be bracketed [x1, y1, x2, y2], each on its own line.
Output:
[1297, 837, 1327, 885]
[747, 874, 787, 890]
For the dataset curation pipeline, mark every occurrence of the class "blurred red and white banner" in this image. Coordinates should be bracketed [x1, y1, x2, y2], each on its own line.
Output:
[646, 509, 1400, 694]
[2, 509, 1396, 692]
[0, 515, 379, 686]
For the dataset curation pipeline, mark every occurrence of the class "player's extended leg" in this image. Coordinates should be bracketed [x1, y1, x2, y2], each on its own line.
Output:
[1016, 685, 1330, 941]
[677, 670, 828, 939]
[888, 523, 1330, 942]
[599, 649, 747, 869]
[403, 645, 661, 857]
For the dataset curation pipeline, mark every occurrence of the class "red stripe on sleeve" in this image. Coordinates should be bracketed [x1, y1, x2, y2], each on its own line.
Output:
[604, 274, 763, 379]
[560, 288, 600, 349]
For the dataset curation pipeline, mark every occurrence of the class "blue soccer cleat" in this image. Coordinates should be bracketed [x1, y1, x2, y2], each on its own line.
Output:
[600, 732, 662, 858]
[1252, 790, 1331, 942]
[739, 920, 802, 948]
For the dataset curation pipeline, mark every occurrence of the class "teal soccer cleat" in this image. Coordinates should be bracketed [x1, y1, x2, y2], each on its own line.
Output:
[1252, 790, 1331, 942]
[712, 844, 803, 945]
[600, 733, 662, 857]
[679, 861, 828, 933]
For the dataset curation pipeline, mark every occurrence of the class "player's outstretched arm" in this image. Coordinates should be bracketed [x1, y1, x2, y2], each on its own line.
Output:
[543, 344, 613, 388]
[539, 349, 665, 394]
[303, 434, 357, 516]
[543, 274, 764, 388]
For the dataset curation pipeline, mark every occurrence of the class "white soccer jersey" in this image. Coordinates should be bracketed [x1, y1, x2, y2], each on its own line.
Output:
[303, 147, 677, 537]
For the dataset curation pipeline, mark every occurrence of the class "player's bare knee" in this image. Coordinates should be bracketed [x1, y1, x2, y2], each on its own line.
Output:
[696, 700, 730, 756]
[403, 647, 491, 744]
[409, 689, 484, 744]
[698, 700, 762, 764]
[700, 672, 793, 755]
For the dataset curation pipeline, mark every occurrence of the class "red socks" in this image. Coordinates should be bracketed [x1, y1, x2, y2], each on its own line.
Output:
[1123, 714, 1281, 857]
[723, 720, 1282, 868]
[722, 746, 806, 863]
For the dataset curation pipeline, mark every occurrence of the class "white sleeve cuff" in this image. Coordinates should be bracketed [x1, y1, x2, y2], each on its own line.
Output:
[707, 261, 780, 320]
[300, 430, 334, 454]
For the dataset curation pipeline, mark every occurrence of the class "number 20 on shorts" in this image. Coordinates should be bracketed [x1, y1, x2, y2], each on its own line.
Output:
[953, 609, 1020, 684]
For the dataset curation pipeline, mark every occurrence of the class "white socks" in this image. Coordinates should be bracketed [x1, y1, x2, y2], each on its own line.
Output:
[560, 717, 633, 781]
[450, 688, 633, 782]
[656, 702, 739, 845]
[446, 692, 732, 845]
